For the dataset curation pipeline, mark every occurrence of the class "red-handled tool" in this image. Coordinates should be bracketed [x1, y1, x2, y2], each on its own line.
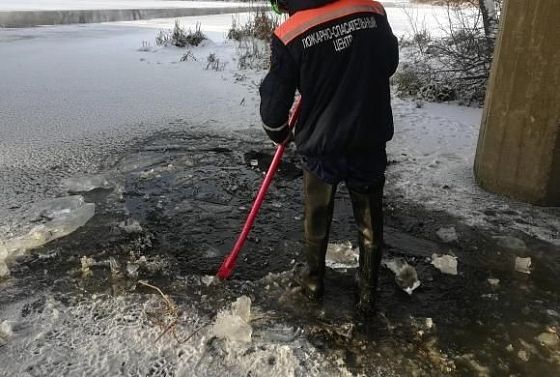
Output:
[217, 100, 301, 280]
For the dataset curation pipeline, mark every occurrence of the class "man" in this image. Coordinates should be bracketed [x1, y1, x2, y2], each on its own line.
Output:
[259, 0, 399, 312]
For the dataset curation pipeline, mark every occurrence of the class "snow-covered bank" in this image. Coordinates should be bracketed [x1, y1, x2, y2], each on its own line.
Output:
[0, 292, 355, 377]
[0, 1, 260, 12]
[0, 12, 260, 231]
[387, 99, 560, 244]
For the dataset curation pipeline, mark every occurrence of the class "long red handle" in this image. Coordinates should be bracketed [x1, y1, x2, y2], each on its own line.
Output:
[217, 101, 301, 280]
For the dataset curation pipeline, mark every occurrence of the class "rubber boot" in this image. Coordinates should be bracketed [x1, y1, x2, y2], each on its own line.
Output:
[298, 170, 336, 300]
[349, 183, 384, 313]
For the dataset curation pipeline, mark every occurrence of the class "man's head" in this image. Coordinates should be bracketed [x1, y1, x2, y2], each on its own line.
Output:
[270, 0, 339, 16]
[270, 0, 289, 14]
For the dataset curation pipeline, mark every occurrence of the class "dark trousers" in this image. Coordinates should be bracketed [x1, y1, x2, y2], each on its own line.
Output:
[303, 169, 384, 301]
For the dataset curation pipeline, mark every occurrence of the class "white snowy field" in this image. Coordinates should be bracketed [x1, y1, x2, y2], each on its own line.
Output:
[0, 0, 259, 11]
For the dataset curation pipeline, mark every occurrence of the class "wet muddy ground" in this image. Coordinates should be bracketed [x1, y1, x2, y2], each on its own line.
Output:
[2, 129, 560, 376]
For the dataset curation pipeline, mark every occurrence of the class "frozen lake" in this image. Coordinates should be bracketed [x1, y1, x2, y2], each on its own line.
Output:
[1, 4, 559, 376]
[0, 0, 259, 11]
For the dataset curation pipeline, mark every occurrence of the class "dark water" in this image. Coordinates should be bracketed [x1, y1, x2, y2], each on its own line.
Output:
[2, 129, 560, 376]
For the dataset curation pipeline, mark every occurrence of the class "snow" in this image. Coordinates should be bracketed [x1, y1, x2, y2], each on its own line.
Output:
[325, 241, 359, 269]
[431, 254, 458, 275]
[0, 293, 354, 376]
[386, 99, 560, 244]
[436, 226, 458, 243]
[0, 12, 259, 239]
[384, 258, 421, 295]
[514, 257, 532, 274]
[212, 295, 253, 343]
[0, 196, 95, 269]
[482, 0, 497, 19]
[0, 1, 259, 11]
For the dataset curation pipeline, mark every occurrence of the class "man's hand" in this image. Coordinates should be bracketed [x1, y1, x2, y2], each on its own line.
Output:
[263, 121, 291, 145]
[272, 130, 294, 146]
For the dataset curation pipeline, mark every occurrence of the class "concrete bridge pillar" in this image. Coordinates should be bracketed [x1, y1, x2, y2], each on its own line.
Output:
[474, 0, 560, 206]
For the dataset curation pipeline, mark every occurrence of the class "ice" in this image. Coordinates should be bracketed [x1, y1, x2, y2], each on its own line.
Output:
[410, 316, 435, 337]
[0, 320, 13, 338]
[514, 257, 532, 274]
[517, 350, 529, 362]
[546, 309, 560, 318]
[0, 1, 255, 11]
[535, 332, 559, 347]
[1, 2, 557, 249]
[0, 261, 10, 278]
[325, 241, 359, 269]
[62, 174, 112, 193]
[496, 236, 528, 251]
[118, 219, 143, 234]
[201, 275, 219, 286]
[436, 227, 458, 243]
[211, 296, 252, 343]
[126, 262, 139, 278]
[115, 153, 169, 173]
[384, 259, 421, 295]
[1, 196, 95, 262]
[0, 320, 13, 347]
[80, 256, 95, 275]
[431, 254, 458, 275]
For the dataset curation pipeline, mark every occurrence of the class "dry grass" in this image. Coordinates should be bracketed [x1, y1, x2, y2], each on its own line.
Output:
[139, 280, 210, 344]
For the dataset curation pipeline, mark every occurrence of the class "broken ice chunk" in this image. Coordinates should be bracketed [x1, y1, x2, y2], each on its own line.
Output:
[514, 257, 532, 274]
[535, 332, 559, 347]
[326, 241, 359, 269]
[201, 275, 219, 286]
[436, 227, 458, 243]
[431, 254, 458, 275]
[496, 236, 527, 251]
[62, 175, 112, 193]
[3, 196, 95, 257]
[0, 261, 10, 278]
[211, 296, 253, 343]
[118, 219, 143, 234]
[81, 256, 95, 275]
[0, 321, 13, 346]
[126, 262, 139, 278]
[232, 296, 251, 323]
[384, 259, 421, 295]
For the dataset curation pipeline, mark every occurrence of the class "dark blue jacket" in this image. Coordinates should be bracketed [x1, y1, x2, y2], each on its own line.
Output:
[260, 0, 398, 185]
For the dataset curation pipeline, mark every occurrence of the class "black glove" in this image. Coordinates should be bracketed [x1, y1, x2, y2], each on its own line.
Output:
[263, 122, 292, 145]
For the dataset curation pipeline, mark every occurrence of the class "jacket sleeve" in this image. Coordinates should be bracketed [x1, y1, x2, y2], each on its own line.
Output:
[259, 35, 298, 144]
[379, 8, 399, 77]
[386, 30, 399, 77]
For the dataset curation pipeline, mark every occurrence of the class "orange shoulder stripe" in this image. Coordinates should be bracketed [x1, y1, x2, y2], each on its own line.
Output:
[275, 0, 385, 45]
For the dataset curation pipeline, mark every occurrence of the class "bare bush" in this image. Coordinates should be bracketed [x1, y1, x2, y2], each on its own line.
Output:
[138, 40, 152, 52]
[206, 53, 227, 71]
[227, 11, 281, 43]
[237, 38, 270, 70]
[156, 20, 206, 48]
[180, 50, 197, 62]
[228, 11, 281, 71]
[394, 0, 501, 105]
